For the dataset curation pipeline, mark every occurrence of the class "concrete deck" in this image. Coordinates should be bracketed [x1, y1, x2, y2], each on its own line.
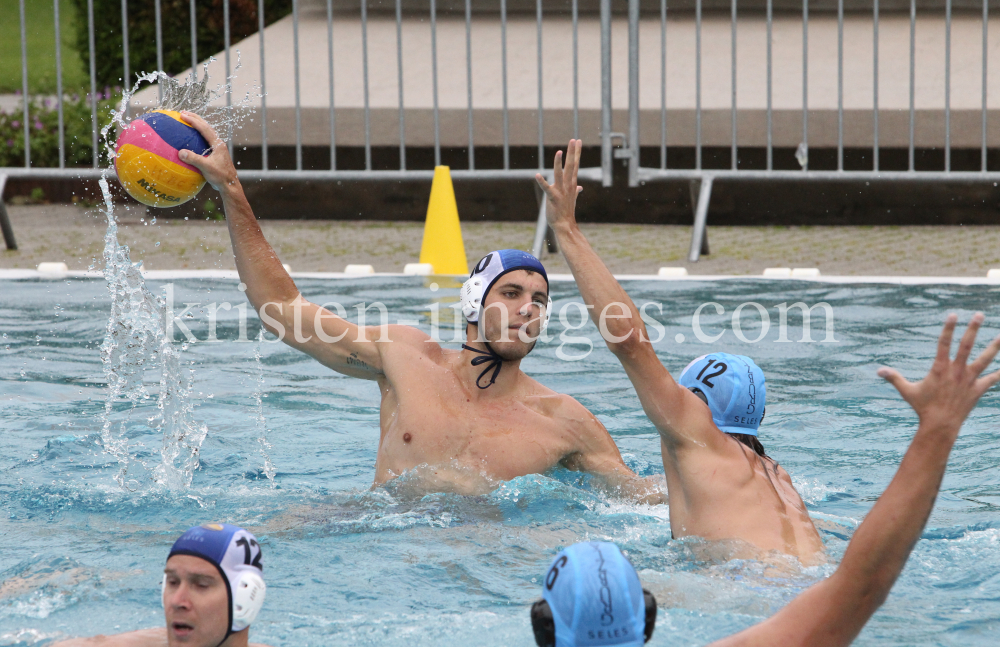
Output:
[4, 204, 1000, 276]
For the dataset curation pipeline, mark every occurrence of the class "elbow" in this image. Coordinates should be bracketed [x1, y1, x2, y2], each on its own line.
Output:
[605, 327, 650, 357]
[830, 565, 895, 622]
[255, 297, 299, 341]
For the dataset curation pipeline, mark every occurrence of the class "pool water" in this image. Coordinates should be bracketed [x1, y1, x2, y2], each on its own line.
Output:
[1, 277, 999, 646]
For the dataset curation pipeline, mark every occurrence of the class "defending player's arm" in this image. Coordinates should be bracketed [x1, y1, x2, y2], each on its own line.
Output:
[559, 397, 668, 505]
[535, 141, 724, 454]
[177, 111, 385, 380]
[710, 314, 1000, 647]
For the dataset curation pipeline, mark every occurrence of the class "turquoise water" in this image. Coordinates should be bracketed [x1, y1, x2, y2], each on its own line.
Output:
[1, 277, 999, 645]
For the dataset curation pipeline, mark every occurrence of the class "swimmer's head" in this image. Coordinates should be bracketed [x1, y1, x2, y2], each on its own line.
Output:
[531, 541, 656, 647]
[678, 353, 766, 438]
[163, 523, 266, 647]
[462, 250, 551, 359]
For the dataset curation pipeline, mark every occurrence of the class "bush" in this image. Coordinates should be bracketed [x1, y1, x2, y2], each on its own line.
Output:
[0, 92, 117, 168]
[68, 0, 293, 90]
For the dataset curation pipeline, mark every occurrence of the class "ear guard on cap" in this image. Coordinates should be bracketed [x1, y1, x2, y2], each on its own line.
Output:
[460, 275, 484, 322]
[530, 589, 657, 647]
[232, 570, 266, 631]
[161, 570, 266, 632]
[460, 275, 553, 332]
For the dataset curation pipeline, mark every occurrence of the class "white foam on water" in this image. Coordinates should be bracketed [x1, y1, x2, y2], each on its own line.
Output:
[792, 477, 847, 505]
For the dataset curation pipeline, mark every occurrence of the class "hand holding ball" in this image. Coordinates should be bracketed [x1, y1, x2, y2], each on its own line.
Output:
[114, 110, 212, 208]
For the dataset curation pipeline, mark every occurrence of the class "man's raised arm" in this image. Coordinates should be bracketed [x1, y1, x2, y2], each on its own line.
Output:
[712, 314, 1000, 647]
[534, 141, 719, 451]
[177, 111, 385, 380]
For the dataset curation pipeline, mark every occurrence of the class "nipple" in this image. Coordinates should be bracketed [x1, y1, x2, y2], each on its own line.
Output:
[403, 433, 412, 443]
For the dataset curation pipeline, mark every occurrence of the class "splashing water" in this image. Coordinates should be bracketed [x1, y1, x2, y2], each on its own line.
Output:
[252, 329, 277, 482]
[96, 63, 257, 489]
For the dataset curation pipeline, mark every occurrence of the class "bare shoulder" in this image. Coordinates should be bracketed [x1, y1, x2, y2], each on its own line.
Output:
[518, 376, 571, 410]
[49, 628, 167, 647]
[522, 384, 603, 433]
[378, 324, 441, 360]
[384, 323, 433, 345]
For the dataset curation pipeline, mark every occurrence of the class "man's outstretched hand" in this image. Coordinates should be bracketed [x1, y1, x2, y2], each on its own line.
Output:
[878, 313, 1000, 430]
[177, 111, 239, 194]
[535, 139, 583, 233]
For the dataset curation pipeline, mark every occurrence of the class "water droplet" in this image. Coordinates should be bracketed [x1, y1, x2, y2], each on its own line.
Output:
[155, 242, 160, 247]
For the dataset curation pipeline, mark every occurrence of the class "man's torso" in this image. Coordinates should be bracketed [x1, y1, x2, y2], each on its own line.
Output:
[664, 436, 825, 563]
[370, 339, 584, 493]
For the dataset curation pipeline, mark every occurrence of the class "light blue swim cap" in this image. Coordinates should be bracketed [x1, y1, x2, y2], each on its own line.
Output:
[678, 352, 766, 436]
[541, 542, 647, 647]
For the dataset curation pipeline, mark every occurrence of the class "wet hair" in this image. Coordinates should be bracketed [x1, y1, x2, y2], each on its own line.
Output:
[728, 433, 767, 458]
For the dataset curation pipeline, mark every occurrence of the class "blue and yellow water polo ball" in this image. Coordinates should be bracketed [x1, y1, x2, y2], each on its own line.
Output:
[114, 109, 212, 208]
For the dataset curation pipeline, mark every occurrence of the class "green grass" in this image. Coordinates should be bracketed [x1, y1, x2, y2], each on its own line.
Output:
[0, 0, 88, 94]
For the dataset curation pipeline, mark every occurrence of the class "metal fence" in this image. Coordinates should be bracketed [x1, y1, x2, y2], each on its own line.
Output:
[3, 0, 1000, 261]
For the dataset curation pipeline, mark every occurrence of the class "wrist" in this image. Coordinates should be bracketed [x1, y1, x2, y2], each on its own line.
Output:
[551, 220, 580, 238]
[217, 175, 243, 200]
[914, 415, 962, 442]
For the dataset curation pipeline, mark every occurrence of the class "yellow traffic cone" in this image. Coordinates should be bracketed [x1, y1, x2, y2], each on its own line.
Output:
[419, 166, 469, 275]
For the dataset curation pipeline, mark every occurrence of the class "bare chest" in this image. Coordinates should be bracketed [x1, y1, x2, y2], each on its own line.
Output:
[375, 374, 572, 482]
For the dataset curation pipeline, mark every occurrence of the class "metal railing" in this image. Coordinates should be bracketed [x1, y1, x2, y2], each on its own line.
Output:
[2, 0, 999, 260]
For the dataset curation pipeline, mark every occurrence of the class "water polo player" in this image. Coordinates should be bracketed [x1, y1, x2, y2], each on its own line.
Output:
[176, 112, 664, 500]
[532, 312, 1000, 646]
[538, 140, 824, 562]
[51, 523, 270, 647]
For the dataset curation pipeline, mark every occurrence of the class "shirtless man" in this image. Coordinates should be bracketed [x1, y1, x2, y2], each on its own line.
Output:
[176, 113, 662, 500]
[532, 314, 1000, 647]
[537, 140, 823, 562]
[51, 524, 271, 647]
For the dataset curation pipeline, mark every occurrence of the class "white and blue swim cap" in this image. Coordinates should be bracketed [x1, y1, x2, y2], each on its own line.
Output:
[461, 249, 551, 328]
[539, 542, 649, 647]
[678, 352, 766, 436]
[166, 523, 266, 635]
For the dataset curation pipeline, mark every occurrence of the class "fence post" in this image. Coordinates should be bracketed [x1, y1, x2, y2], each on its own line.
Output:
[687, 176, 713, 262]
[0, 174, 17, 251]
[532, 182, 548, 259]
[600, 0, 612, 187]
[627, 0, 640, 187]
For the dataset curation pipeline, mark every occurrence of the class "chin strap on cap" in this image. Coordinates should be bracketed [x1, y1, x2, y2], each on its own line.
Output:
[462, 343, 505, 389]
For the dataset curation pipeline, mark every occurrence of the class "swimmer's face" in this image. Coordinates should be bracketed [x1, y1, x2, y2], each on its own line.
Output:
[163, 555, 231, 647]
[479, 269, 548, 360]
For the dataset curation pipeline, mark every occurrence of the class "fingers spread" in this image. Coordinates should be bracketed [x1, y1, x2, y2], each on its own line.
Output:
[978, 368, 1000, 393]
[877, 367, 913, 398]
[970, 333, 1000, 376]
[934, 313, 959, 365]
[570, 139, 582, 185]
[553, 149, 564, 187]
[534, 174, 551, 192]
[954, 312, 985, 367]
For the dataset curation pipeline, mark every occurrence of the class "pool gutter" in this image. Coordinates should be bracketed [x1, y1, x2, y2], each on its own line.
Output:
[3, 268, 1000, 285]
